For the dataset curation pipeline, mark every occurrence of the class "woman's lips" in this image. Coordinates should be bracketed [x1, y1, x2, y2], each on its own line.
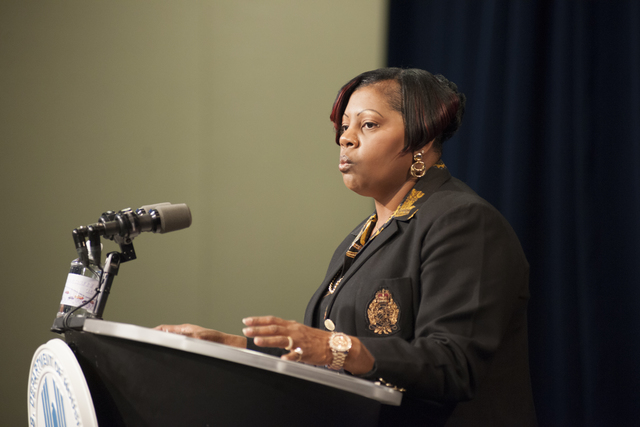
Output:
[339, 156, 352, 173]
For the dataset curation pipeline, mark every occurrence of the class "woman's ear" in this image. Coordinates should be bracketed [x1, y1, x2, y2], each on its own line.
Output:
[419, 139, 437, 156]
[415, 139, 441, 170]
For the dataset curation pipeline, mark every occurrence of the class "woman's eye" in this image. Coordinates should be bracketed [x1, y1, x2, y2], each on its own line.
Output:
[340, 124, 349, 133]
[363, 122, 377, 129]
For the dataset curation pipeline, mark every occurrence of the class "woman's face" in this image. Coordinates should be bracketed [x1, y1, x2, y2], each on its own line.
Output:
[338, 82, 413, 202]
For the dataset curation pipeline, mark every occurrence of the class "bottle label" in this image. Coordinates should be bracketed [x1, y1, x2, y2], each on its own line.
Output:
[60, 273, 99, 313]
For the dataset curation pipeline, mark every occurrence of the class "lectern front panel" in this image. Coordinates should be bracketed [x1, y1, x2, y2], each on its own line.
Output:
[66, 330, 384, 426]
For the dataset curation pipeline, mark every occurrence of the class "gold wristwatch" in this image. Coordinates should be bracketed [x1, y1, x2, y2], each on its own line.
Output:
[327, 332, 352, 370]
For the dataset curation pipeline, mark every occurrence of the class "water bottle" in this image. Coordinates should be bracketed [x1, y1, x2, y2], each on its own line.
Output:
[56, 254, 101, 319]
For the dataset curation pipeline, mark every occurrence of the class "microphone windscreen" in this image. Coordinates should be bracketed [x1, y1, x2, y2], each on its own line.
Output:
[140, 202, 171, 212]
[154, 203, 192, 233]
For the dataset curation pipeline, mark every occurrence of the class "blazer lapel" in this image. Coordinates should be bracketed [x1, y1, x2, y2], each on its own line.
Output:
[304, 269, 335, 325]
[327, 165, 452, 303]
[338, 220, 399, 285]
[303, 232, 356, 325]
[306, 164, 453, 325]
[304, 223, 400, 326]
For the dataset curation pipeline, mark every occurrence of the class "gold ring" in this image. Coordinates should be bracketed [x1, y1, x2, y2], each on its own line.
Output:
[285, 336, 294, 351]
[294, 347, 303, 362]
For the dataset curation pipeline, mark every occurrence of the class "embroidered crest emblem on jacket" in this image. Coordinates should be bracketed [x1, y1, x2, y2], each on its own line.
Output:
[367, 288, 399, 334]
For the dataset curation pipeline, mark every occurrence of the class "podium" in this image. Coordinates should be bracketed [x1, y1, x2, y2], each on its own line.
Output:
[63, 319, 402, 426]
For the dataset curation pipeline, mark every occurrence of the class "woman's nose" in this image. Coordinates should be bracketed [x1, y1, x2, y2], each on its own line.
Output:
[339, 129, 359, 148]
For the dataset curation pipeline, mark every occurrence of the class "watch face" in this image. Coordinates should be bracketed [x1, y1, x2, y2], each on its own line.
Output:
[331, 334, 352, 352]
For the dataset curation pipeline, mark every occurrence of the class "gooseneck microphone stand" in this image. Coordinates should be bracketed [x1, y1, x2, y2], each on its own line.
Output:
[51, 209, 142, 333]
[51, 203, 191, 333]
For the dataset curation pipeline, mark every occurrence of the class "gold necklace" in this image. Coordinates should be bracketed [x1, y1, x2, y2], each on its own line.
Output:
[327, 276, 343, 295]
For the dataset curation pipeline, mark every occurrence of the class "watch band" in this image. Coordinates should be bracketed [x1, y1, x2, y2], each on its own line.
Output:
[327, 351, 348, 371]
[327, 332, 352, 371]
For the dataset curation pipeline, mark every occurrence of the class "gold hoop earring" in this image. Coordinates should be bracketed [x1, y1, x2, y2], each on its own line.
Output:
[410, 151, 426, 178]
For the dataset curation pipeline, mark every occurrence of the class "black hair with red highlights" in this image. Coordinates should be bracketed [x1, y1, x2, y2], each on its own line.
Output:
[329, 68, 466, 154]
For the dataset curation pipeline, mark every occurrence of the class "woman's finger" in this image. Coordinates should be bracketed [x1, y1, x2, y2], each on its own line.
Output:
[242, 323, 290, 338]
[252, 335, 295, 348]
[281, 347, 304, 362]
[242, 316, 286, 326]
[154, 324, 191, 334]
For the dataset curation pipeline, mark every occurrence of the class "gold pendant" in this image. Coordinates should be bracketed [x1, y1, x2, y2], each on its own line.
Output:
[324, 319, 335, 331]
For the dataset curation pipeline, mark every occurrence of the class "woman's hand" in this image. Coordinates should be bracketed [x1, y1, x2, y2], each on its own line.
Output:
[242, 316, 333, 365]
[154, 323, 247, 349]
[242, 316, 375, 375]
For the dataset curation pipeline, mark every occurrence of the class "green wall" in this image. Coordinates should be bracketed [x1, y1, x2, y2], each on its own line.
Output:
[0, 1, 386, 424]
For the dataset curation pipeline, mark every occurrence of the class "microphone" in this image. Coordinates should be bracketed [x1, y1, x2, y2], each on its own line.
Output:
[138, 203, 192, 234]
[72, 203, 192, 264]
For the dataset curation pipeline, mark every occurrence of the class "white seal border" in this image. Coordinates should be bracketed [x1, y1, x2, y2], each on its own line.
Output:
[28, 338, 98, 427]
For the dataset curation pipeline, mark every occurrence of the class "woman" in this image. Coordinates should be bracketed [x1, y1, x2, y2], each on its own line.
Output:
[157, 68, 536, 425]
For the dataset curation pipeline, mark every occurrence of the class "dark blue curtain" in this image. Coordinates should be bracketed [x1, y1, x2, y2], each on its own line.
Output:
[387, 1, 640, 425]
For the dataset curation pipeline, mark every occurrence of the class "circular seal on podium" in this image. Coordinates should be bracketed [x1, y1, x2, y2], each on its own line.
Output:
[28, 338, 97, 427]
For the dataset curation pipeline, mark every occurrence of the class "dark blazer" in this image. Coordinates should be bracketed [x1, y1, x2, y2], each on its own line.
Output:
[304, 165, 537, 426]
